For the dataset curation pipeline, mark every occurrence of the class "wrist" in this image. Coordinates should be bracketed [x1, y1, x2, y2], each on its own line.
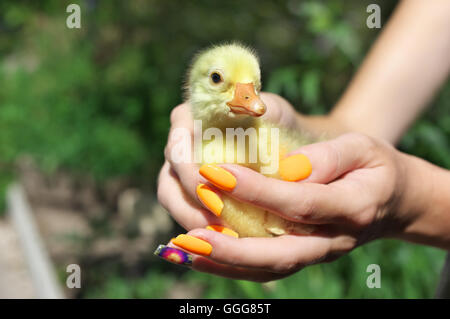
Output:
[390, 152, 432, 235]
[393, 152, 450, 249]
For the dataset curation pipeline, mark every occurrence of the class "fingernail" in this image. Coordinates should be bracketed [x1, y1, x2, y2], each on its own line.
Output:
[206, 225, 239, 238]
[196, 184, 224, 216]
[199, 164, 237, 191]
[279, 154, 312, 182]
[153, 244, 193, 266]
[172, 234, 213, 256]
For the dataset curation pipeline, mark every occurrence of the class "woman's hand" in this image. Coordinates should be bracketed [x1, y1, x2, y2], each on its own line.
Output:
[158, 108, 439, 281]
[157, 92, 341, 281]
[155, 0, 450, 281]
[158, 92, 309, 231]
[167, 133, 440, 281]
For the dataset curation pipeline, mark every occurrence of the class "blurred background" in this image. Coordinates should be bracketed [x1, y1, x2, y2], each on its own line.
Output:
[0, 0, 449, 298]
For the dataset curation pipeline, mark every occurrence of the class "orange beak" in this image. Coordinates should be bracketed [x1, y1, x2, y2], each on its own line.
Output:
[226, 83, 266, 117]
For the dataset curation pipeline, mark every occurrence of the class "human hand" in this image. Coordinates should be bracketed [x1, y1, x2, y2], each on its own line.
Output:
[158, 92, 306, 230]
[157, 92, 331, 280]
[158, 132, 431, 281]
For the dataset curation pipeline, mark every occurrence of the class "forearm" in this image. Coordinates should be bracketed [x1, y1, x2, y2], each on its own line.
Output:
[394, 153, 450, 250]
[295, 1, 450, 249]
[311, 0, 450, 144]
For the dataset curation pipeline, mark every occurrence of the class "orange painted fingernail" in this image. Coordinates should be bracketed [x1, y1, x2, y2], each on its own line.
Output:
[279, 154, 312, 182]
[196, 184, 223, 216]
[206, 225, 239, 238]
[199, 164, 236, 191]
[172, 234, 212, 256]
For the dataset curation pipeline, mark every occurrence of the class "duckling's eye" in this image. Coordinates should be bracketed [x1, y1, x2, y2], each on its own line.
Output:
[210, 72, 223, 84]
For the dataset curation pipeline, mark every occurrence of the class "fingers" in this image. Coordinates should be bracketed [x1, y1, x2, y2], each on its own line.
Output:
[183, 228, 331, 274]
[259, 92, 299, 130]
[169, 103, 194, 131]
[157, 161, 222, 230]
[164, 103, 203, 201]
[259, 93, 285, 127]
[199, 133, 382, 224]
[157, 163, 288, 281]
[190, 238, 350, 281]
[218, 164, 354, 224]
[161, 222, 356, 279]
[162, 239, 286, 282]
[293, 132, 380, 184]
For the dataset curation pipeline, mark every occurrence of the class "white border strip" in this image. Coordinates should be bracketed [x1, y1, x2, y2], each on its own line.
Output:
[7, 183, 64, 299]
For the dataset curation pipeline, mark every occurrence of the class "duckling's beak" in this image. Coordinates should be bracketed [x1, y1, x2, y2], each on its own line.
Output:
[226, 83, 266, 117]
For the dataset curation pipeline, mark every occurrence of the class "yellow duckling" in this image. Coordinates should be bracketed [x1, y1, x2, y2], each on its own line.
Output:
[186, 43, 315, 237]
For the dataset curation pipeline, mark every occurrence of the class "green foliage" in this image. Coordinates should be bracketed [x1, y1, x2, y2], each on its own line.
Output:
[0, 29, 147, 181]
[84, 240, 443, 299]
[84, 271, 176, 299]
[80, 261, 178, 299]
[0, 171, 13, 215]
[399, 87, 450, 169]
[182, 240, 444, 298]
[0, 0, 395, 182]
[0, 0, 448, 298]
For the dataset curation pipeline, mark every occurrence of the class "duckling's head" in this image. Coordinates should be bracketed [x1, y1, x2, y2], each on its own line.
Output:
[186, 43, 266, 127]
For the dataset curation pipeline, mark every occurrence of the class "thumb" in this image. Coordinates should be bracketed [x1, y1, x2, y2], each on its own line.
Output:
[288, 132, 377, 184]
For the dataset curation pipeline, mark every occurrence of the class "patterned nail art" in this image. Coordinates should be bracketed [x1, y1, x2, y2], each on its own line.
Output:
[154, 244, 193, 266]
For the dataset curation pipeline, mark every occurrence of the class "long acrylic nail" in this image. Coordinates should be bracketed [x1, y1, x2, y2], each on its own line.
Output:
[279, 154, 312, 182]
[199, 164, 237, 191]
[206, 225, 239, 238]
[172, 234, 212, 256]
[196, 184, 224, 216]
[154, 244, 193, 266]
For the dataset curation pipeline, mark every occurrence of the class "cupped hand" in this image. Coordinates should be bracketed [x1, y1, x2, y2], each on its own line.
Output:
[158, 127, 423, 281]
[157, 92, 334, 281]
[158, 92, 305, 230]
